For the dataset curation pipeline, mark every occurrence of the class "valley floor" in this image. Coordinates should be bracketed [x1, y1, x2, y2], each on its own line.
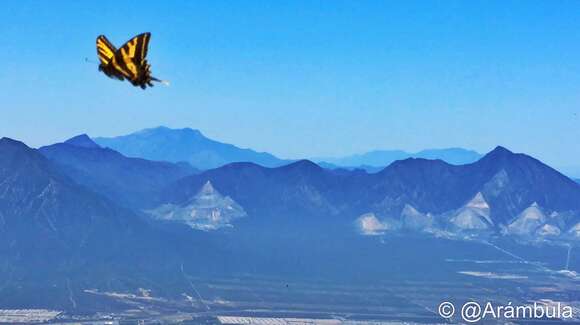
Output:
[6, 236, 577, 324]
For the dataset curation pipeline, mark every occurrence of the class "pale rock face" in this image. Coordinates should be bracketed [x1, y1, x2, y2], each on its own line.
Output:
[569, 223, 580, 238]
[450, 192, 492, 230]
[536, 224, 561, 237]
[482, 169, 510, 197]
[356, 213, 389, 235]
[507, 202, 546, 236]
[401, 204, 432, 230]
[146, 181, 246, 231]
[466, 192, 490, 210]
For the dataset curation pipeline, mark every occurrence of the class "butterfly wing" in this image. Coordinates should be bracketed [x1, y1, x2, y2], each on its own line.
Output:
[96, 32, 159, 88]
[114, 33, 152, 82]
[96, 35, 117, 66]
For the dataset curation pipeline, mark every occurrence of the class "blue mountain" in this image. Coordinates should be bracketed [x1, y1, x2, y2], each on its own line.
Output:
[3, 137, 580, 311]
[0, 138, 190, 309]
[39, 134, 197, 209]
[162, 146, 580, 229]
[316, 147, 482, 169]
[93, 126, 290, 169]
[64, 133, 101, 148]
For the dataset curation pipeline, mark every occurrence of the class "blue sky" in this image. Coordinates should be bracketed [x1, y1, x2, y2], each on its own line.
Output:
[1, 1, 580, 169]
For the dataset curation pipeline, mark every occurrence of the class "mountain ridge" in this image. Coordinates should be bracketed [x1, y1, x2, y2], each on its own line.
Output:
[39, 135, 197, 209]
[92, 126, 489, 171]
[161, 146, 580, 233]
[315, 147, 482, 169]
[64, 134, 100, 148]
[93, 126, 291, 169]
[0, 137, 167, 262]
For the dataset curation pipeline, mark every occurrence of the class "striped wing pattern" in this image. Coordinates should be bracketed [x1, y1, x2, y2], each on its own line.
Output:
[96, 35, 117, 66]
[96, 33, 158, 89]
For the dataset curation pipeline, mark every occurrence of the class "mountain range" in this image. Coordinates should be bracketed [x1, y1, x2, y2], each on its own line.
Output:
[315, 147, 483, 170]
[2, 129, 580, 310]
[159, 146, 580, 238]
[32, 130, 580, 238]
[92, 126, 486, 171]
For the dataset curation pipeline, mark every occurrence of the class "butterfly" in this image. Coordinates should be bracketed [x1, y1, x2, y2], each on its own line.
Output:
[96, 32, 166, 89]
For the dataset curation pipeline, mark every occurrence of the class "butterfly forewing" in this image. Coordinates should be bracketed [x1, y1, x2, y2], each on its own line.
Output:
[96, 35, 117, 65]
[114, 33, 151, 78]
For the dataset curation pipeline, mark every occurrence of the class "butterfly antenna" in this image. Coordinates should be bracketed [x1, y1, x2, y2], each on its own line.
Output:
[84, 57, 98, 64]
[151, 77, 170, 86]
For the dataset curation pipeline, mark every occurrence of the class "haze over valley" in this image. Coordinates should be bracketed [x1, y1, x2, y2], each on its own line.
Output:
[1, 127, 579, 323]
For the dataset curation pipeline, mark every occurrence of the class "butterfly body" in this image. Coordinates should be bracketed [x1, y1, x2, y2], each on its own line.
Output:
[96, 32, 162, 89]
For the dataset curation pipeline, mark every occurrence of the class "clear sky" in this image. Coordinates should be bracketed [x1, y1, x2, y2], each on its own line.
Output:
[1, 1, 580, 169]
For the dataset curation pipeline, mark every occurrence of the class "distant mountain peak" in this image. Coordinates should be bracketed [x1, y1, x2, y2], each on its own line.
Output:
[477, 146, 523, 169]
[0, 137, 29, 149]
[64, 134, 100, 148]
[0, 138, 37, 160]
[484, 146, 514, 158]
[136, 125, 170, 133]
[388, 157, 450, 170]
[282, 159, 322, 171]
[493, 145, 512, 153]
[179, 127, 204, 135]
[94, 126, 287, 169]
[136, 126, 204, 137]
[316, 147, 482, 169]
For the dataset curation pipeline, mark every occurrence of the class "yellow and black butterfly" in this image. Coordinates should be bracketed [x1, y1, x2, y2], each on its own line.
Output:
[96, 32, 166, 89]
